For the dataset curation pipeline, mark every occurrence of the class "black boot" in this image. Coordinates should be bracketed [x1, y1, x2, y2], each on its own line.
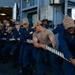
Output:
[23, 65, 33, 75]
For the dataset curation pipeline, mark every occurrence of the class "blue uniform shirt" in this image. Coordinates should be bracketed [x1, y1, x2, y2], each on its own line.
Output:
[20, 28, 34, 46]
[3, 27, 8, 38]
[6, 32, 15, 42]
[53, 24, 64, 34]
[59, 30, 75, 59]
[14, 28, 21, 40]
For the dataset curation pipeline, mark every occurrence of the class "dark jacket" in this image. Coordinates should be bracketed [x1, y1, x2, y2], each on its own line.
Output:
[59, 30, 75, 59]
[20, 28, 34, 47]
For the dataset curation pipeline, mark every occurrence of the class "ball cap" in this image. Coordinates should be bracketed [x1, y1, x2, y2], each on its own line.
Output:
[22, 18, 29, 25]
[32, 20, 42, 29]
[63, 15, 74, 29]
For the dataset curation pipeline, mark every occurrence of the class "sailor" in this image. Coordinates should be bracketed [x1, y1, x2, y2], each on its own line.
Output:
[59, 15, 75, 75]
[20, 18, 37, 75]
[1, 27, 16, 63]
[32, 20, 61, 75]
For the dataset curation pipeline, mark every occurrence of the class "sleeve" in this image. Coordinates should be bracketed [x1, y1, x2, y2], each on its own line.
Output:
[58, 32, 73, 59]
[47, 30, 55, 38]
[6, 33, 10, 42]
[20, 29, 27, 45]
[13, 30, 17, 40]
[52, 26, 59, 34]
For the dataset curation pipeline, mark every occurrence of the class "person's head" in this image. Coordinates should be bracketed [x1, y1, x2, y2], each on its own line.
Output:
[0, 23, 4, 30]
[7, 27, 14, 34]
[5, 21, 10, 27]
[3, 20, 7, 25]
[42, 19, 48, 27]
[63, 15, 75, 35]
[32, 20, 42, 32]
[14, 21, 20, 29]
[22, 18, 29, 29]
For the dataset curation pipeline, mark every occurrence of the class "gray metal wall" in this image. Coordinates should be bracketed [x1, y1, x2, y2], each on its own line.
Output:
[0, 0, 20, 7]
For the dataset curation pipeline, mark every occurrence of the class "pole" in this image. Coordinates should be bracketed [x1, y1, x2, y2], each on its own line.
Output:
[37, 0, 40, 20]
[65, 0, 68, 15]
[20, 0, 22, 23]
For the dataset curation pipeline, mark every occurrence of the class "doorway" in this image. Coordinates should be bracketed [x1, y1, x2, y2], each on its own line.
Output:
[27, 12, 37, 27]
[0, 7, 12, 22]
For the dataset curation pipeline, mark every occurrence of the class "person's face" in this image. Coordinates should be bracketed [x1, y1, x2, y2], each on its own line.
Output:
[8, 30, 12, 34]
[5, 22, 10, 27]
[67, 27, 74, 35]
[34, 25, 40, 32]
[15, 24, 20, 29]
[23, 23, 29, 29]
[42, 21, 48, 25]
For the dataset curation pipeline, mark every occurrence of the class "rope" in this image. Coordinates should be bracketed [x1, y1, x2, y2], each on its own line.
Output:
[46, 46, 70, 62]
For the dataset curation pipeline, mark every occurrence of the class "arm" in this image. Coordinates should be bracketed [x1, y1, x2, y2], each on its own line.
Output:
[20, 29, 27, 45]
[59, 32, 73, 60]
[13, 29, 17, 40]
[33, 37, 42, 48]
[59, 32, 75, 66]
[52, 26, 59, 34]
[48, 30, 56, 48]
[49, 35, 56, 48]
[33, 33, 47, 50]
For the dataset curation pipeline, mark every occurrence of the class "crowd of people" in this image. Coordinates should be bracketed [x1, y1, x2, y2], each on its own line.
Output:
[0, 15, 75, 75]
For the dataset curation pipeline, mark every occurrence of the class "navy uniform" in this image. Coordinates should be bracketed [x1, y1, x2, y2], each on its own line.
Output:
[10, 28, 21, 55]
[10, 28, 21, 65]
[10, 21, 21, 67]
[52, 24, 65, 75]
[52, 24, 65, 56]
[59, 15, 75, 75]
[18, 42, 24, 74]
[52, 23, 64, 34]
[3, 21, 10, 38]
[20, 28, 36, 73]
[0, 23, 5, 58]
[1, 27, 16, 62]
[20, 18, 37, 75]
[59, 31, 75, 75]
[52, 24, 64, 52]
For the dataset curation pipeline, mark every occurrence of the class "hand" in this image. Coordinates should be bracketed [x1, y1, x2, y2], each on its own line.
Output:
[27, 39, 30, 43]
[9, 38, 15, 41]
[27, 39, 33, 44]
[70, 58, 75, 66]
[30, 31, 33, 34]
[27, 39, 31, 44]
[29, 40, 33, 43]
[2, 38, 6, 40]
[4, 33, 7, 35]
[9, 39, 12, 41]
[40, 44, 47, 50]
[9, 39, 13, 41]
[17, 38, 20, 41]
